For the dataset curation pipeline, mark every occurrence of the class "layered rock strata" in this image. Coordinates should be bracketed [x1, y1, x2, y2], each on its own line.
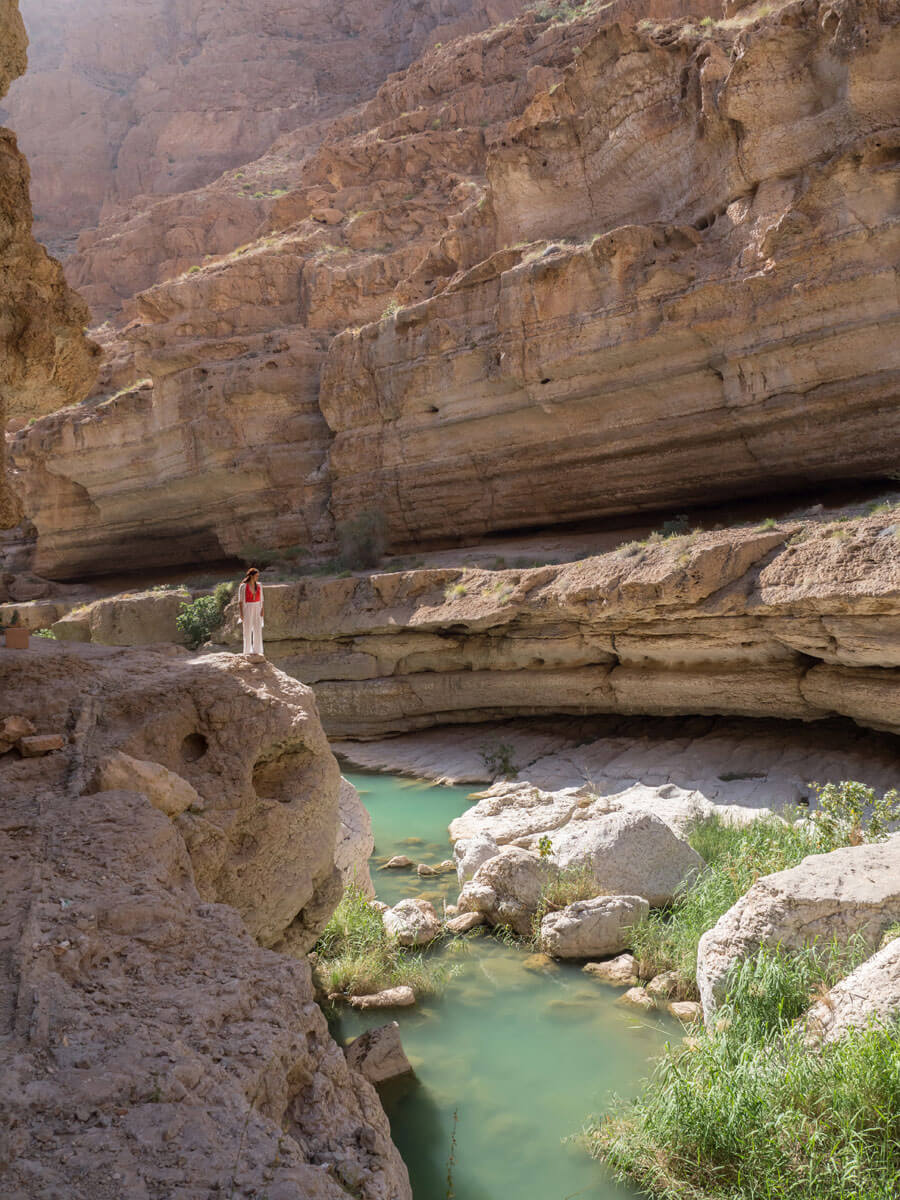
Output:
[1, 0, 521, 254]
[9, 0, 899, 577]
[0, 0, 97, 526]
[0, 640, 407, 1198]
[211, 515, 900, 738]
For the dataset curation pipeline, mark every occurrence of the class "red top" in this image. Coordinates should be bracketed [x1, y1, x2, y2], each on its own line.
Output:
[244, 583, 261, 602]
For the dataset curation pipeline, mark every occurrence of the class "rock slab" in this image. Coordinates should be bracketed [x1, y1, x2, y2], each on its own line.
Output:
[697, 837, 900, 1020]
[539, 895, 649, 960]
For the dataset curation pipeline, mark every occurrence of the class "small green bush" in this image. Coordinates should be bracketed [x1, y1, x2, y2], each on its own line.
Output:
[175, 581, 234, 650]
[336, 509, 386, 569]
[589, 944, 899, 1200]
[314, 884, 453, 998]
[479, 742, 517, 780]
[32, 628, 56, 639]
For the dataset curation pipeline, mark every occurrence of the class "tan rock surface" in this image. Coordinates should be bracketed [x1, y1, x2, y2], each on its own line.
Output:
[0, 0, 98, 527]
[223, 515, 900, 738]
[0, 639, 410, 1199]
[0, 640, 343, 952]
[10, 2, 898, 578]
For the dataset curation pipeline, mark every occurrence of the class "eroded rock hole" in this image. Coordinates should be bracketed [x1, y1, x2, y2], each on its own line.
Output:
[181, 732, 208, 762]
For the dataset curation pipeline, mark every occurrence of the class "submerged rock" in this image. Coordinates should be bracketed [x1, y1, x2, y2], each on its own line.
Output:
[345, 1022, 414, 1084]
[620, 986, 655, 1012]
[445, 911, 485, 934]
[539, 895, 649, 960]
[697, 836, 900, 1021]
[347, 986, 417, 1010]
[583, 954, 640, 987]
[382, 898, 441, 946]
[381, 855, 414, 870]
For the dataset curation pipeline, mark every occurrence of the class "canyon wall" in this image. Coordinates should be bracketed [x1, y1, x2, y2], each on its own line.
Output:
[0, 0, 97, 527]
[0, 644, 410, 1199]
[8, 0, 899, 578]
[1, 0, 522, 302]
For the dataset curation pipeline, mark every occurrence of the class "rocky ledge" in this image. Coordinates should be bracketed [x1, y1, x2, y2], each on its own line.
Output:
[0, 642, 408, 1199]
[215, 513, 900, 738]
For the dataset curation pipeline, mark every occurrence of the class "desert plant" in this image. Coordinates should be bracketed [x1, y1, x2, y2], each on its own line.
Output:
[444, 582, 468, 601]
[336, 509, 386, 569]
[479, 742, 517, 780]
[175, 581, 234, 650]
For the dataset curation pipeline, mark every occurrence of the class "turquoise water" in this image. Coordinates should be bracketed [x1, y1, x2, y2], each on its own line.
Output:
[335, 771, 674, 1200]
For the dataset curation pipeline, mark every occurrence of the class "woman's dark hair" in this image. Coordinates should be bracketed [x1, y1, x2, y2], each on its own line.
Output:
[240, 567, 260, 587]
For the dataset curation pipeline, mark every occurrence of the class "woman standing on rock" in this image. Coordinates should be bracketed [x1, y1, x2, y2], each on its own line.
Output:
[238, 567, 265, 657]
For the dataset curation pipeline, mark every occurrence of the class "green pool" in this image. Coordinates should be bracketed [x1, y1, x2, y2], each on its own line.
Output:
[333, 771, 674, 1200]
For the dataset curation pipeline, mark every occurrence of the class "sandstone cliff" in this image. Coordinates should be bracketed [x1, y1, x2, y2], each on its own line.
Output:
[0, 642, 410, 1199]
[2, 0, 522, 297]
[0, 0, 98, 527]
[27, 508, 899, 740]
[8, 0, 899, 579]
[219, 512, 900, 737]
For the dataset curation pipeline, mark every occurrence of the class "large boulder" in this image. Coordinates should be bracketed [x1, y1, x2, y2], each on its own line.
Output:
[552, 810, 704, 907]
[335, 776, 375, 897]
[382, 898, 441, 946]
[345, 1022, 413, 1084]
[453, 832, 501, 884]
[456, 846, 553, 935]
[0, 644, 411, 1199]
[1, 643, 344, 953]
[539, 895, 649, 959]
[805, 936, 900, 1044]
[697, 837, 900, 1020]
[96, 749, 201, 817]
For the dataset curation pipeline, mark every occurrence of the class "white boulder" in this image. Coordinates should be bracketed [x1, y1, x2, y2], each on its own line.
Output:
[382, 898, 441, 946]
[456, 846, 553, 935]
[453, 833, 501, 885]
[539, 895, 649, 959]
[697, 836, 900, 1021]
[805, 936, 900, 1043]
[345, 1022, 413, 1084]
[552, 810, 704, 906]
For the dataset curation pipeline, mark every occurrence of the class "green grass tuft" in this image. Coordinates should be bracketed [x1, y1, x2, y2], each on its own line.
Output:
[313, 885, 454, 999]
[628, 782, 900, 995]
[589, 944, 900, 1200]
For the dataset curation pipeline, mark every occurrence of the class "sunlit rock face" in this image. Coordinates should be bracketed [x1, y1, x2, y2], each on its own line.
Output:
[0, 642, 410, 1200]
[7, 0, 900, 579]
[0, 0, 97, 527]
[210, 515, 900, 739]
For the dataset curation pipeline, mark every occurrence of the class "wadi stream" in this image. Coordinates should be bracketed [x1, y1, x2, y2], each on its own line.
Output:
[331, 771, 676, 1200]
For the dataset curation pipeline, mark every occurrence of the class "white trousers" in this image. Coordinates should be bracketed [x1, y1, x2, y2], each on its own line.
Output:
[242, 601, 264, 655]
